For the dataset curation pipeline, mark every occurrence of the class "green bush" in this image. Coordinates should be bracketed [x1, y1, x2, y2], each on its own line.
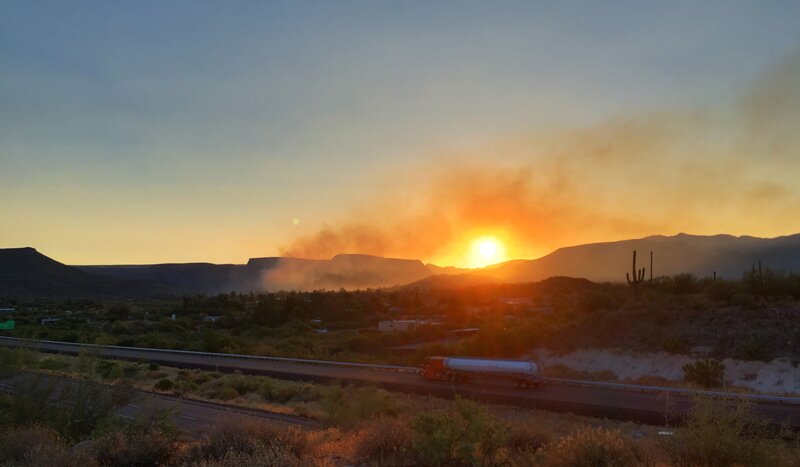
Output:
[667, 397, 797, 467]
[121, 363, 140, 378]
[355, 416, 415, 466]
[321, 385, 401, 426]
[411, 398, 507, 466]
[154, 378, 174, 391]
[38, 357, 71, 371]
[193, 373, 212, 385]
[96, 360, 123, 381]
[683, 359, 725, 388]
[147, 363, 160, 371]
[215, 386, 239, 400]
[173, 380, 198, 395]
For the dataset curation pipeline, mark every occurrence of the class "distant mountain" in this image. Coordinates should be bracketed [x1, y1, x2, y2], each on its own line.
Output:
[4, 233, 799, 297]
[0, 247, 163, 297]
[401, 272, 499, 290]
[397, 233, 800, 290]
[251, 254, 432, 291]
[482, 233, 800, 283]
[79, 263, 249, 295]
[78, 253, 433, 294]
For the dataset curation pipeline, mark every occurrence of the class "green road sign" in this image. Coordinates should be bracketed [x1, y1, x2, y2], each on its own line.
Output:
[0, 320, 15, 330]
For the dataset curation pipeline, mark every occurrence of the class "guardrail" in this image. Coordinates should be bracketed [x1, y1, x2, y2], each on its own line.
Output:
[2, 336, 799, 405]
[0, 336, 420, 373]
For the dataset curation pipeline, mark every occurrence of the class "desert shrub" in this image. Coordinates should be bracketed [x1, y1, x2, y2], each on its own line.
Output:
[226, 373, 262, 395]
[121, 363, 140, 378]
[505, 423, 551, 454]
[578, 286, 625, 313]
[667, 397, 798, 467]
[154, 378, 174, 391]
[661, 335, 688, 353]
[173, 380, 198, 395]
[92, 406, 179, 466]
[730, 292, 758, 309]
[214, 386, 239, 401]
[671, 274, 700, 294]
[0, 425, 98, 467]
[0, 425, 61, 462]
[189, 442, 309, 467]
[321, 385, 401, 426]
[188, 419, 308, 462]
[734, 335, 772, 361]
[96, 360, 123, 381]
[193, 373, 212, 385]
[147, 363, 160, 371]
[543, 427, 640, 467]
[683, 359, 725, 388]
[411, 398, 507, 466]
[703, 280, 740, 304]
[0, 348, 21, 377]
[39, 357, 71, 371]
[93, 430, 176, 467]
[0, 377, 132, 442]
[355, 416, 415, 466]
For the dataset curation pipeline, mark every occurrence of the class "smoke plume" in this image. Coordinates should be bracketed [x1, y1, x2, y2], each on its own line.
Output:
[281, 53, 800, 265]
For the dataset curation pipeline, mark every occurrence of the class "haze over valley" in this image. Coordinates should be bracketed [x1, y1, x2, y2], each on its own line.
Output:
[1, 2, 799, 465]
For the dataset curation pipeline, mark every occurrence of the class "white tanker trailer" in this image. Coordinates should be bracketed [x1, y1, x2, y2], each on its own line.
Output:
[420, 356, 540, 388]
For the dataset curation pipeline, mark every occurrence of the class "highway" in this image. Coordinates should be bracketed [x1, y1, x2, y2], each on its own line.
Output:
[2, 336, 799, 428]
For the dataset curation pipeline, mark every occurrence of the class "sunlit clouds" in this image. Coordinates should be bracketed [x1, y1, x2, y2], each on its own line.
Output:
[0, 2, 798, 264]
[281, 52, 800, 266]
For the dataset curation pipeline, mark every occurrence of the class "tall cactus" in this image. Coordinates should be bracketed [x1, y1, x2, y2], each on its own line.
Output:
[626, 250, 646, 298]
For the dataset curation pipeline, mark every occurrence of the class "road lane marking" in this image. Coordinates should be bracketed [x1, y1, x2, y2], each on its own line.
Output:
[120, 415, 135, 420]
[179, 415, 197, 420]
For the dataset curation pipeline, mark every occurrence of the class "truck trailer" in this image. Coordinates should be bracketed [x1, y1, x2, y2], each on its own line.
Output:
[420, 356, 540, 388]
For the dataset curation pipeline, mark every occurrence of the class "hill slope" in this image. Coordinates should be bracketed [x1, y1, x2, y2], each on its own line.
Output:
[0, 247, 163, 297]
[484, 233, 800, 283]
[80, 254, 433, 294]
[5, 233, 800, 296]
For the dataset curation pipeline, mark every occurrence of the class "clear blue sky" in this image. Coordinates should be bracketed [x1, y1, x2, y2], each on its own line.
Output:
[2, 1, 799, 264]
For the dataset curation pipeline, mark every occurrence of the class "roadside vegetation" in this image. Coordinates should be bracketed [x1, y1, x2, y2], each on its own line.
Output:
[1, 347, 798, 466]
[2, 267, 799, 370]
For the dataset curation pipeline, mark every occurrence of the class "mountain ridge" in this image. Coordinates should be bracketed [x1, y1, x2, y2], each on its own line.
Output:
[2, 233, 799, 296]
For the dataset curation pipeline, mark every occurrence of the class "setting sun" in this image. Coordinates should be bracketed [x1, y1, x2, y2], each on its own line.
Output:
[469, 236, 507, 268]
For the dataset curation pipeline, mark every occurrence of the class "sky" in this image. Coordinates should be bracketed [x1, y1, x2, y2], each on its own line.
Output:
[1, 1, 799, 266]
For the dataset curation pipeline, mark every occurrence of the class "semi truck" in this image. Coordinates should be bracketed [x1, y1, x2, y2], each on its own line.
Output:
[420, 356, 540, 388]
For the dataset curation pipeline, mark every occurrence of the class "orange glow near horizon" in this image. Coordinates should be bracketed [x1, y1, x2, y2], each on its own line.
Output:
[468, 236, 507, 268]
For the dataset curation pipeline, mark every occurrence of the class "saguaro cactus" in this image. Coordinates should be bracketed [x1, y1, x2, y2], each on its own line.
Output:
[626, 250, 646, 298]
